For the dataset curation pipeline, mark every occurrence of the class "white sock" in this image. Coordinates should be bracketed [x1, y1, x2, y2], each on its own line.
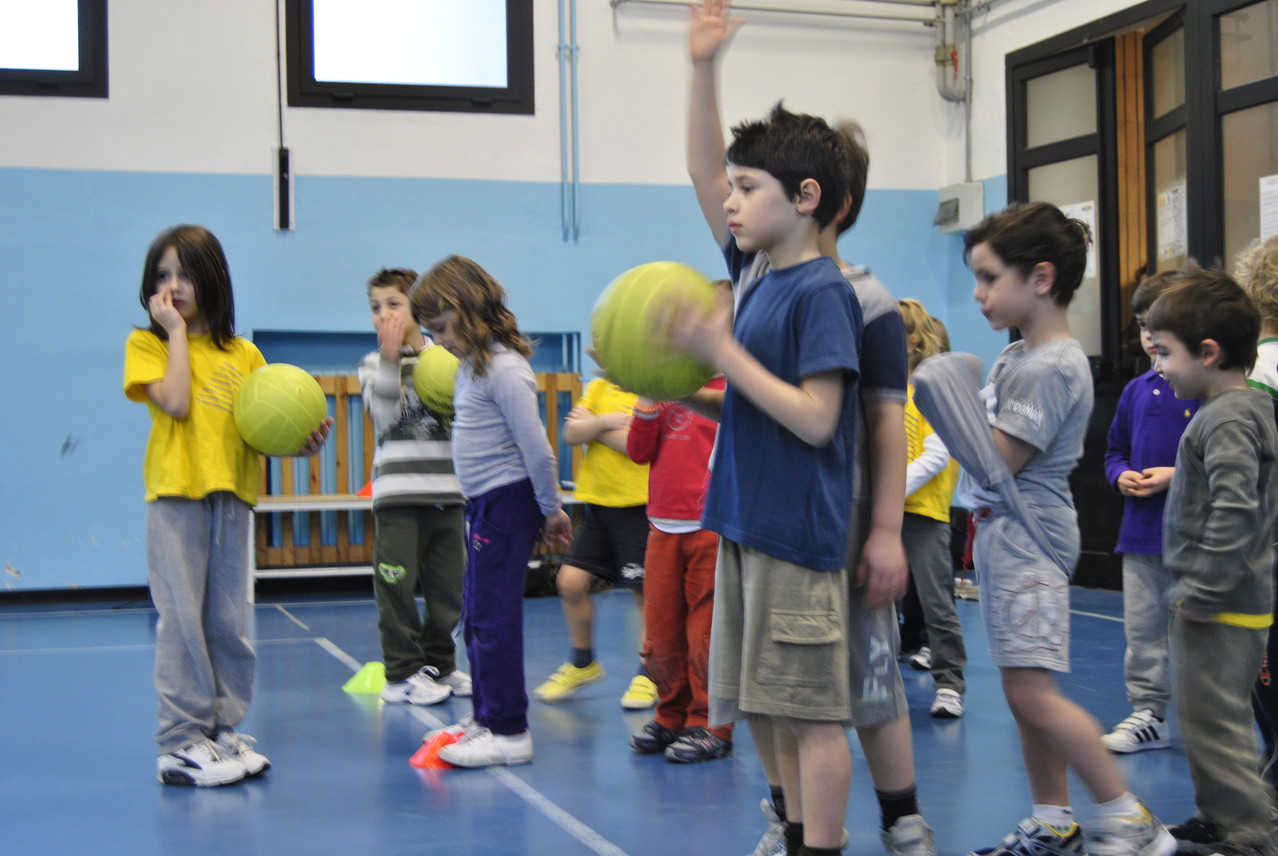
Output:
[1031, 805, 1076, 832]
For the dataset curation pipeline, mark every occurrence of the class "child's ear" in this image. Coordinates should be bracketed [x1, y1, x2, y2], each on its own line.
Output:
[1029, 262, 1057, 296]
[1199, 338, 1223, 368]
[796, 178, 821, 215]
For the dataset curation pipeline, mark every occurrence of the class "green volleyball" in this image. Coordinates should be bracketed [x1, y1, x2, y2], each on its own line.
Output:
[233, 363, 327, 456]
[591, 261, 718, 401]
[412, 344, 460, 416]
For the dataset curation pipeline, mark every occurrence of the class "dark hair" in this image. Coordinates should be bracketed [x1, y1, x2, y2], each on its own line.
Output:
[1146, 264, 1259, 373]
[138, 225, 235, 349]
[1131, 269, 1184, 315]
[726, 102, 851, 230]
[834, 120, 870, 235]
[367, 268, 418, 296]
[410, 255, 532, 377]
[963, 202, 1091, 306]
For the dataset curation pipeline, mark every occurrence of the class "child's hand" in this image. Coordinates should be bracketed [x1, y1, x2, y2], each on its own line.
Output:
[598, 410, 632, 432]
[564, 405, 592, 425]
[542, 509, 573, 548]
[296, 418, 334, 457]
[377, 313, 408, 363]
[856, 525, 908, 608]
[1137, 466, 1174, 495]
[148, 291, 186, 336]
[650, 284, 733, 370]
[690, 0, 744, 65]
[1115, 470, 1144, 496]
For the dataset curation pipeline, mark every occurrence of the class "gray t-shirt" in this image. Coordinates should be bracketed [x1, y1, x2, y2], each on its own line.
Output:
[960, 338, 1093, 554]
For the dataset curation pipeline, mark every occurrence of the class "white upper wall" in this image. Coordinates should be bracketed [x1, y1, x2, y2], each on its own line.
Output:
[0, 0, 1148, 189]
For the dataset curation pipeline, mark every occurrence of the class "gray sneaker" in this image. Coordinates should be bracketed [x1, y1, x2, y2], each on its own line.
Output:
[1086, 801, 1174, 856]
[746, 799, 785, 856]
[883, 814, 937, 856]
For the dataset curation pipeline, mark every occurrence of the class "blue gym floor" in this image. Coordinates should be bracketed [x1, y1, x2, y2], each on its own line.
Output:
[0, 584, 1198, 855]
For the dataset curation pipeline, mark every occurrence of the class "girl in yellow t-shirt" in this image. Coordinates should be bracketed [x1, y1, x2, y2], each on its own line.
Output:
[123, 225, 329, 787]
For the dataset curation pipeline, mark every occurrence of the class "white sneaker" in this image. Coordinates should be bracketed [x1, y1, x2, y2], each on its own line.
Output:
[437, 727, 534, 767]
[381, 666, 451, 705]
[437, 669, 473, 697]
[1102, 710, 1170, 754]
[1086, 800, 1175, 856]
[157, 737, 247, 787]
[423, 713, 477, 744]
[908, 647, 932, 671]
[883, 814, 938, 856]
[930, 688, 965, 719]
[747, 798, 786, 856]
[214, 730, 270, 777]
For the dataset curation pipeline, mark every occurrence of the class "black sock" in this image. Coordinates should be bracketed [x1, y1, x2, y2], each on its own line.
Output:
[876, 785, 919, 831]
[784, 822, 805, 856]
[571, 647, 594, 669]
[770, 785, 787, 822]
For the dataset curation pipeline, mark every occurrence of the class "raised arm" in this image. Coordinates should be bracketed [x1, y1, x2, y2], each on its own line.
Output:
[687, 0, 743, 242]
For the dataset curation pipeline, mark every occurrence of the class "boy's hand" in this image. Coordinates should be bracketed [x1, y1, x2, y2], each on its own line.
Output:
[1137, 466, 1174, 495]
[1115, 469, 1144, 496]
[856, 525, 908, 607]
[597, 410, 633, 432]
[651, 285, 734, 370]
[148, 291, 186, 337]
[377, 313, 408, 363]
[690, 0, 744, 65]
[296, 418, 334, 458]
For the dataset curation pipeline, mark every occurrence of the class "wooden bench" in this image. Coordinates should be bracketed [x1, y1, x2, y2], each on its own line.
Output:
[249, 371, 583, 600]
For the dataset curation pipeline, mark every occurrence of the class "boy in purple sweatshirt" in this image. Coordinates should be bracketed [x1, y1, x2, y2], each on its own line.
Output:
[1102, 271, 1199, 754]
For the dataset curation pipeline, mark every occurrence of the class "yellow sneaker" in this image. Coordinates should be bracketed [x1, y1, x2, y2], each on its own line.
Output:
[621, 675, 658, 710]
[534, 661, 605, 703]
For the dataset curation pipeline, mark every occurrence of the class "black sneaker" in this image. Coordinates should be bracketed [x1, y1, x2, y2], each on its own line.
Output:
[1168, 816, 1224, 854]
[629, 720, 677, 754]
[664, 726, 732, 763]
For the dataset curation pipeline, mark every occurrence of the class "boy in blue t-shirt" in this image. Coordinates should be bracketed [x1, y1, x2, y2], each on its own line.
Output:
[658, 102, 862, 856]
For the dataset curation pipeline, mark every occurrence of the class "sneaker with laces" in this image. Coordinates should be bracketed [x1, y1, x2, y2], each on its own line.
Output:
[621, 674, 659, 709]
[381, 666, 451, 705]
[534, 661, 605, 703]
[930, 688, 964, 719]
[909, 646, 933, 671]
[157, 737, 248, 787]
[1086, 801, 1174, 856]
[630, 720, 678, 754]
[423, 713, 477, 744]
[1102, 709, 1170, 754]
[664, 726, 732, 763]
[437, 668, 473, 697]
[1167, 816, 1225, 854]
[747, 799, 786, 856]
[214, 730, 270, 777]
[882, 814, 938, 856]
[968, 818, 1084, 856]
[436, 727, 534, 767]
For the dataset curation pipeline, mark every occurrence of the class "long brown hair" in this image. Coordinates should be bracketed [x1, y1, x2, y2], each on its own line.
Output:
[410, 255, 532, 377]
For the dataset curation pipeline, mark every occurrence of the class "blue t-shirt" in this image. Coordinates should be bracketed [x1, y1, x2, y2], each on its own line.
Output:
[703, 248, 863, 571]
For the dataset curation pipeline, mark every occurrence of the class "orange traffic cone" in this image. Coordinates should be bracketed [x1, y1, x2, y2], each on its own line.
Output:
[410, 729, 459, 769]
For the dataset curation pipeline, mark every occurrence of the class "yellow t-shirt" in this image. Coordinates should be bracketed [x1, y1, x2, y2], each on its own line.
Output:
[904, 384, 958, 523]
[571, 378, 649, 507]
[124, 330, 266, 505]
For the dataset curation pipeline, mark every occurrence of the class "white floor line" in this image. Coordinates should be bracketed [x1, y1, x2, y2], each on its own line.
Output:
[313, 636, 633, 856]
[1071, 609, 1122, 623]
[273, 603, 311, 631]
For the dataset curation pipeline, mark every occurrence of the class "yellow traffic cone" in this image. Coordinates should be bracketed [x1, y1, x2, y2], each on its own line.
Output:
[342, 661, 386, 694]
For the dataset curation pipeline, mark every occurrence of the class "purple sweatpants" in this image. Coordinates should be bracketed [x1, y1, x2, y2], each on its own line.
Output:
[464, 478, 543, 735]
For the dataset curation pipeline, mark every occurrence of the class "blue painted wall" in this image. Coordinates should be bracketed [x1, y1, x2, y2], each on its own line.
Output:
[0, 167, 1006, 591]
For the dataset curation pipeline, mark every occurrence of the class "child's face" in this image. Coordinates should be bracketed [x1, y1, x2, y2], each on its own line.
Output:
[368, 286, 415, 343]
[1150, 328, 1207, 399]
[969, 242, 1037, 332]
[423, 310, 463, 358]
[153, 246, 204, 328]
[723, 164, 800, 254]
[1135, 312, 1156, 357]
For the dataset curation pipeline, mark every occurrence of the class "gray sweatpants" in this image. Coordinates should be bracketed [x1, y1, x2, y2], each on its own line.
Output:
[1171, 614, 1278, 845]
[147, 494, 255, 753]
[903, 512, 967, 694]
[1119, 552, 1173, 719]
